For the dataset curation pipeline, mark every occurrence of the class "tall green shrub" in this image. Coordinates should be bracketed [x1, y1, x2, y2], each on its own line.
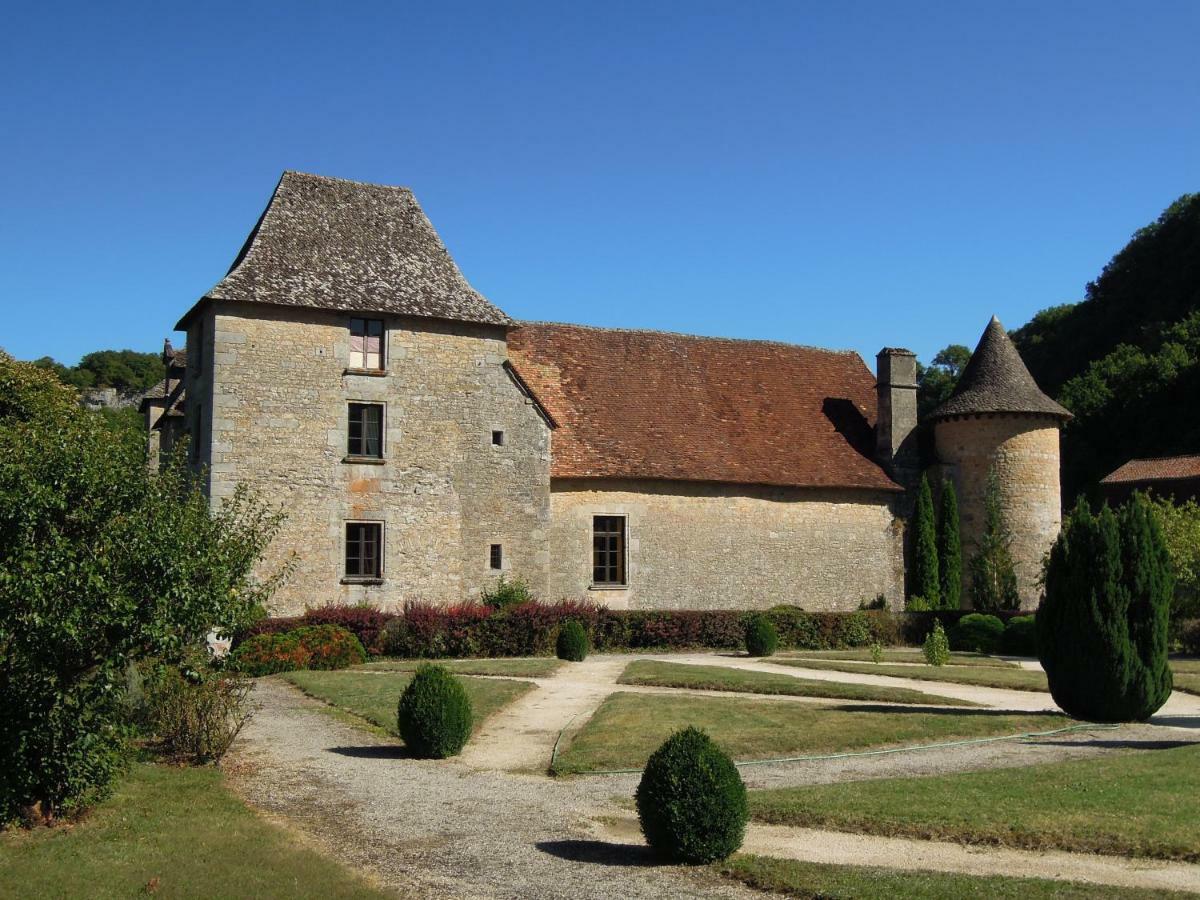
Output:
[937, 480, 962, 610]
[556, 620, 589, 662]
[744, 614, 779, 657]
[396, 664, 473, 758]
[912, 474, 940, 607]
[969, 468, 1020, 612]
[1038, 496, 1173, 722]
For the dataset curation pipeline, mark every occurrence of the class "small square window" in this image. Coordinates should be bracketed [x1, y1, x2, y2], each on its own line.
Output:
[348, 403, 384, 458]
[349, 318, 384, 370]
[489, 544, 503, 570]
[345, 522, 383, 579]
[491, 430, 505, 446]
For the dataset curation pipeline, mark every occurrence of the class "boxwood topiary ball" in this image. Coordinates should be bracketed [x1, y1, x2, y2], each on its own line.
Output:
[396, 664, 473, 758]
[556, 620, 590, 662]
[635, 726, 747, 864]
[744, 614, 778, 657]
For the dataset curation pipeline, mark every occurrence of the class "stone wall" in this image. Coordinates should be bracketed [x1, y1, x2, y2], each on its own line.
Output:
[933, 414, 1062, 610]
[546, 478, 905, 610]
[201, 302, 552, 615]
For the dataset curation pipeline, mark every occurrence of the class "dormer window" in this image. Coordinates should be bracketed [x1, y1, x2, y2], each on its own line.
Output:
[349, 318, 384, 371]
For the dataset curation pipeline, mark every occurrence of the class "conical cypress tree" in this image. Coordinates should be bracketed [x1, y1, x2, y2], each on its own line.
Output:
[912, 474, 940, 607]
[937, 480, 962, 610]
[1037, 495, 1173, 722]
[969, 468, 1020, 612]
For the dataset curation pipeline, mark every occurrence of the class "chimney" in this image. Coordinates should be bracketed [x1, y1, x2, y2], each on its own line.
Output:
[875, 348, 919, 489]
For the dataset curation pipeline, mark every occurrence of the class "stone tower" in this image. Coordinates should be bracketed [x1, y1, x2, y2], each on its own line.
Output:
[929, 317, 1071, 609]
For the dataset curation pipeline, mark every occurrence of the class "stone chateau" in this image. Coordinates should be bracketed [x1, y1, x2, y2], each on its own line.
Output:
[148, 171, 1069, 615]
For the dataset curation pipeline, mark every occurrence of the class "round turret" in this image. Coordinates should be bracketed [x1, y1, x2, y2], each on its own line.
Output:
[930, 317, 1071, 610]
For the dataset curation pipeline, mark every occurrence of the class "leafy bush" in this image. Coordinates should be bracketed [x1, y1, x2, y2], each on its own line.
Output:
[905, 595, 932, 612]
[230, 632, 313, 676]
[1038, 496, 1173, 722]
[141, 661, 251, 763]
[1001, 615, 1038, 656]
[869, 642, 883, 664]
[290, 625, 366, 670]
[556, 620, 589, 661]
[635, 727, 747, 863]
[948, 613, 1005, 653]
[923, 620, 950, 666]
[1147, 496, 1200, 621]
[969, 468, 1020, 611]
[744, 615, 779, 657]
[396, 664, 473, 758]
[1179, 619, 1200, 655]
[0, 352, 286, 822]
[480, 574, 535, 610]
[298, 605, 389, 655]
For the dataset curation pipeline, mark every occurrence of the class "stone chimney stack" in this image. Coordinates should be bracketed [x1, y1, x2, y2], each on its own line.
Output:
[875, 348, 919, 490]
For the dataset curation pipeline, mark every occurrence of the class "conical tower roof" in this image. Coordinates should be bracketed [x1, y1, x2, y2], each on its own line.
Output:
[929, 316, 1071, 422]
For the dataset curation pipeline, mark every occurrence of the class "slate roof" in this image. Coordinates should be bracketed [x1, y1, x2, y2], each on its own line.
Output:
[1101, 454, 1200, 484]
[929, 316, 1071, 422]
[507, 322, 901, 492]
[176, 172, 510, 330]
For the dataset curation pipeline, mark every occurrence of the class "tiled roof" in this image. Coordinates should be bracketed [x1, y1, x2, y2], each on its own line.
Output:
[507, 322, 900, 491]
[1101, 454, 1200, 484]
[930, 316, 1071, 422]
[176, 172, 510, 330]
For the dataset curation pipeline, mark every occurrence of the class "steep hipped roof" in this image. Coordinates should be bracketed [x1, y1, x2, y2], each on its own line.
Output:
[1101, 454, 1200, 484]
[507, 322, 901, 492]
[930, 316, 1071, 422]
[176, 172, 510, 330]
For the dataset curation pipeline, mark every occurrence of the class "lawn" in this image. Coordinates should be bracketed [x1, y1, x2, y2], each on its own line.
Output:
[782, 648, 1020, 668]
[719, 854, 1185, 899]
[772, 657, 1049, 692]
[283, 670, 533, 740]
[1170, 658, 1200, 695]
[618, 660, 973, 706]
[354, 657, 563, 677]
[748, 743, 1200, 861]
[0, 764, 388, 899]
[552, 691, 1067, 774]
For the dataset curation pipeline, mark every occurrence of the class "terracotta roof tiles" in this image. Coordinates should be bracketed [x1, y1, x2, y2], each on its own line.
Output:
[1101, 454, 1200, 484]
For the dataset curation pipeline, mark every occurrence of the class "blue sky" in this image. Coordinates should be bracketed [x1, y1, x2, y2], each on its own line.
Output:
[1, 1, 1197, 368]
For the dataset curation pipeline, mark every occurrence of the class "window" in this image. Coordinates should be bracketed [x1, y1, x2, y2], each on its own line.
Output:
[349, 318, 384, 370]
[592, 515, 626, 586]
[347, 403, 384, 458]
[491, 429, 505, 446]
[345, 522, 383, 579]
[490, 544, 503, 570]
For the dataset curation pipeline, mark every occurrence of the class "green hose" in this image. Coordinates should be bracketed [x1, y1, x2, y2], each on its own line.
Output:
[551, 721, 1121, 776]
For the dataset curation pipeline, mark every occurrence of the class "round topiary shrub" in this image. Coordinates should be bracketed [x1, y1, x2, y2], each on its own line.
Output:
[291, 624, 367, 670]
[947, 613, 1005, 654]
[744, 615, 778, 657]
[396, 664, 473, 758]
[556, 620, 589, 661]
[1001, 615, 1037, 656]
[635, 726, 747, 863]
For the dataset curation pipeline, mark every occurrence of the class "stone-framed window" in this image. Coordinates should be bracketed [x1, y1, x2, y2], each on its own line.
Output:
[489, 543, 503, 570]
[348, 318, 384, 371]
[347, 402, 384, 459]
[491, 429, 505, 446]
[592, 515, 626, 586]
[344, 521, 383, 581]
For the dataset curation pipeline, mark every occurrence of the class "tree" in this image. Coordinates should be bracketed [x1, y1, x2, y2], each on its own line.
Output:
[1146, 495, 1200, 621]
[912, 474, 940, 607]
[937, 480, 962, 609]
[0, 351, 288, 821]
[969, 468, 1020, 611]
[917, 344, 971, 418]
[1037, 496, 1173, 722]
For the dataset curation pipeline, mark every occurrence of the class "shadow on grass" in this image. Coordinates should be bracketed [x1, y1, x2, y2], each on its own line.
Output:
[828, 704, 1064, 718]
[535, 839, 661, 867]
[1031, 738, 1197, 750]
[326, 744, 413, 759]
[1147, 714, 1200, 730]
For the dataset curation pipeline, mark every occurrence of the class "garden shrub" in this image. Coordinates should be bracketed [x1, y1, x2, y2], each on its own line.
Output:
[744, 615, 778, 657]
[923, 620, 950, 666]
[142, 661, 251, 763]
[396, 664, 473, 758]
[1038, 496, 1173, 722]
[290, 624, 366, 670]
[905, 595, 932, 611]
[938, 479, 963, 610]
[556, 620, 589, 661]
[969, 467, 1020, 611]
[480, 574, 535, 610]
[947, 613, 1005, 653]
[230, 632, 313, 676]
[1179, 619, 1200, 655]
[1001, 615, 1038, 656]
[635, 727, 747, 864]
[913, 474, 940, 607]
[298, 605, 389, 655]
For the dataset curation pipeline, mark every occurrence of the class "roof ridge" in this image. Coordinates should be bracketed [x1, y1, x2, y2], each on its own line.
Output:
[280, 169, 416, 194]
[1115, 452, 1200, 463]
[513, 319, 862, 357]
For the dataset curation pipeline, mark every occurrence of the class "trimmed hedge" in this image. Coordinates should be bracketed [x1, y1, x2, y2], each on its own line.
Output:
[896, 609, 1025, 645]
[947, 613, 1005, 654]
[397, 664, 473, 758]
[744, 615, 778, 657]
[230, 632, 312, 676]
[244, 604, 388, 655]
[1001, 615, 1038, 656]
[556, 620, 589, 661]
[291, 625, 367, 670]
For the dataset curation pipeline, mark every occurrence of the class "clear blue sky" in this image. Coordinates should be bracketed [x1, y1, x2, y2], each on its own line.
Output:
[2, 1, 1197, 368]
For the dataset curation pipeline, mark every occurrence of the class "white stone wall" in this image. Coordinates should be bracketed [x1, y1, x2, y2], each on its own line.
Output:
[546, 479, 905, 611]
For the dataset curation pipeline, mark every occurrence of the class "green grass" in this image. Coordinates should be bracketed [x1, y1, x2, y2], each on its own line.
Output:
[1170, 659, 1200, 695]
[782, 648, 1020, 668]
[719, 854, 1184, 899]
[748, 743, 1200, 861]
[552, 691, 1067, 774]
[354, 657, 564, 677]
[0, 764, 388, 899]
[772, 657, 1049, 692]
[283, 670, 533, 741]
[618, 660, 973, 706]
